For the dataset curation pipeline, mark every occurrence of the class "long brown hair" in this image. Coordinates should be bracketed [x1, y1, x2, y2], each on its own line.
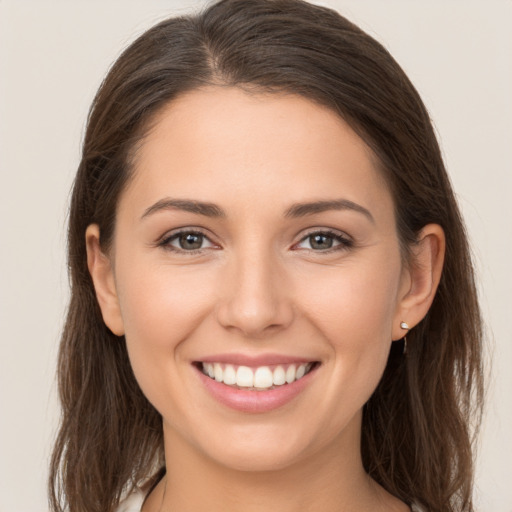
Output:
[49, 1, 484, 511]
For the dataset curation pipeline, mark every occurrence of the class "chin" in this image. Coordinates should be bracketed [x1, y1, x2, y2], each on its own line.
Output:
[211, 446, 305, 473]
[195, 425, 318, 473]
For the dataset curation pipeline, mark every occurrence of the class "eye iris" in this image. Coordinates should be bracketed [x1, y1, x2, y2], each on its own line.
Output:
[179, 233, 203, 250]
[310, 234, 333, 250]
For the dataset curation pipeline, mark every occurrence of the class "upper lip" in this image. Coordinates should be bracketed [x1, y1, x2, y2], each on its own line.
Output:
[195, 353, 318, 367]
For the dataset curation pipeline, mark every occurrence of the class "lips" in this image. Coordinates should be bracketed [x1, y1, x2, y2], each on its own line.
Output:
[193, 355, 320, 413]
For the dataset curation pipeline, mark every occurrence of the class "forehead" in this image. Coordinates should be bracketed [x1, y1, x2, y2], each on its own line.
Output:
[122, 86, 393, 221]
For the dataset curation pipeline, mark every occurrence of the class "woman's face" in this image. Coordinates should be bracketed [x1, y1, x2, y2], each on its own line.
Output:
[96, 87, 413, 471]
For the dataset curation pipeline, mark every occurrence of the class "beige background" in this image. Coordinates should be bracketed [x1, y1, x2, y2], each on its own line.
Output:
[0, 1, 511, 511]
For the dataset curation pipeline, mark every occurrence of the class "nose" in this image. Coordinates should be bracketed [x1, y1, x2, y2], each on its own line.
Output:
[215, 249, 294, 339]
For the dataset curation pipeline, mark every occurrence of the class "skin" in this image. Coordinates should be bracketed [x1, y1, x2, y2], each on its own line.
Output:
[87, 87, 444, 512]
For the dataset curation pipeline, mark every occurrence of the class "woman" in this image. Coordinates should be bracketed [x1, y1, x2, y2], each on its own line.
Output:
[49, 1, 484, 511]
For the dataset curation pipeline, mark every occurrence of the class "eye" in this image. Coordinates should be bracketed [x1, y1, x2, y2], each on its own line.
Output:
[160, 230, 216, 252]
[295, 230, 352, 252]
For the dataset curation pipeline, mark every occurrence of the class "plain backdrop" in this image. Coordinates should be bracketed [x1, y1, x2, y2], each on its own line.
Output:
[0, 1, 511, 511]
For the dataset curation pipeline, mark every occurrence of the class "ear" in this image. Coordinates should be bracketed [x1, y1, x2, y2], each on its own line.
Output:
[392, 224, 445, 340]
[85, 224, 125, 336]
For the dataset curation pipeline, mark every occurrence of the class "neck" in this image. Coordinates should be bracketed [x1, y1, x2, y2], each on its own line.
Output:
[142, 416, 407, 512]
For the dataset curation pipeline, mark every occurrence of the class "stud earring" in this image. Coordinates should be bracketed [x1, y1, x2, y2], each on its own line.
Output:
[400, 321, 410, 354]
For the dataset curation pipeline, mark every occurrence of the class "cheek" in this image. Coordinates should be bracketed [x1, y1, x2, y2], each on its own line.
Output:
[297, 259, 401, 343]
[304, 271, 399, 425]
[296, 257, 402, 396]
[118, 261, 213, 335]
[114, 259, 216, 384]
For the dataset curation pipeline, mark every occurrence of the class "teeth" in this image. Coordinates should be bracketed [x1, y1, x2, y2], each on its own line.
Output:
[201, 362, 314, 389]
[223, 364, 236, 385]
[254, 367, 273, 388]
[285, 365, 296, 384]
[272, 366, 286, 386]
[214, 363, 223, 382]
[236, 366, 254, 387]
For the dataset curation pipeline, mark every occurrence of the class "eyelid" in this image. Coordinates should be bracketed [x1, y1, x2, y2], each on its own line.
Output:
[292, 228, 353, 251]
[155, 226, 353, 253]
[157, 227, 220, 252]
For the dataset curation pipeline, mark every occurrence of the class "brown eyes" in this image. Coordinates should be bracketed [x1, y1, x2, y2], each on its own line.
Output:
[159, 229, 352, 253]
[175, 233, 208, 251]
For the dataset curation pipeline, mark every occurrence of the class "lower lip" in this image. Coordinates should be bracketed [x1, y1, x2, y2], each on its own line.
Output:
[195, 365, 318, 413]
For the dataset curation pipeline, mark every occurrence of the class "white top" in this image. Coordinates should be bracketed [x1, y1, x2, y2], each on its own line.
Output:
[115, 489, 424, 511]
[115, 490, 146, 512]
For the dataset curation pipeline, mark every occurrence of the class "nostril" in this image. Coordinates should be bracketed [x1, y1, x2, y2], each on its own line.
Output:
[215, 301, 294, 338]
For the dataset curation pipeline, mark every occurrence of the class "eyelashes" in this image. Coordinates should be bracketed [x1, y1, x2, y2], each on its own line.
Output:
[157, 228, 353, 255]
[158, 229, 218, 253]
[293, 230, 353, 252]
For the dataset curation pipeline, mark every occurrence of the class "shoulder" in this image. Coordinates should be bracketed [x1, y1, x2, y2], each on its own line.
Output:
[115, 489, 146, 512]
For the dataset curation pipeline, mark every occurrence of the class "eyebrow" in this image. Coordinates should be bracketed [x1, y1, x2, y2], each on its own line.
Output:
[141, 198, 226, 219]
[284, 199, 375, 223]
[141, 197, 374, 223]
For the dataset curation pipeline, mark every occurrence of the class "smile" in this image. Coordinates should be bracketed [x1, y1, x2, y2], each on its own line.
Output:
[194, 358, 320, 413]
[200, 362, 315, 390]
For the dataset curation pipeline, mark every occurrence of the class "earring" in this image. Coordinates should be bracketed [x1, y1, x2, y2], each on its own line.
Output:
[400, 321, 410, 354]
